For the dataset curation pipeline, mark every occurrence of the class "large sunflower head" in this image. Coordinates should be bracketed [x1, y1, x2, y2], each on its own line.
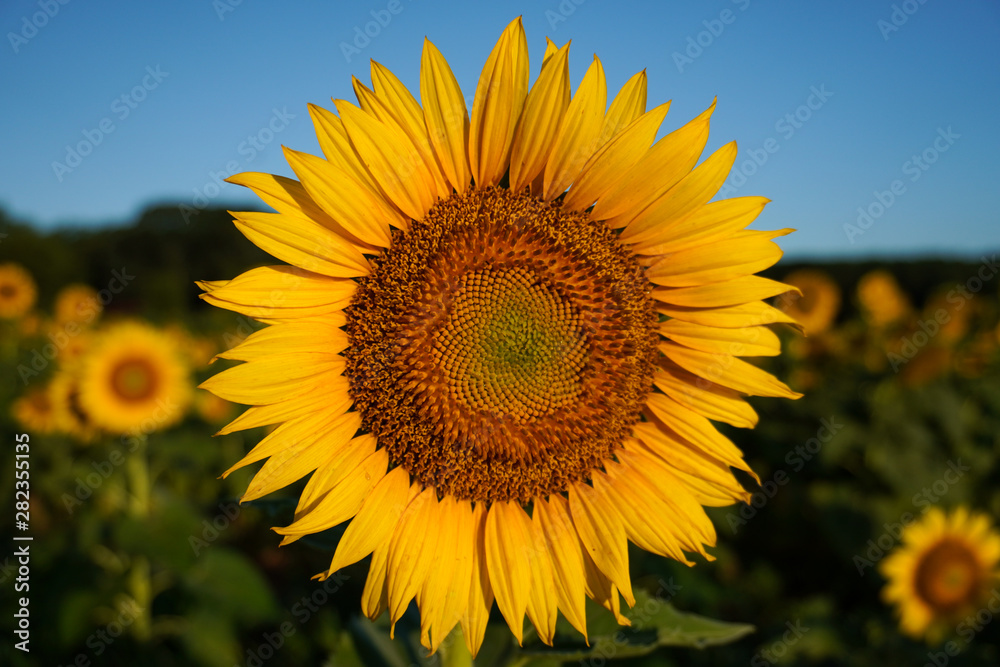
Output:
[0, 262, 38, 319]
[78, 321, 193, 434]
[881, 507, 1000, 642]
[201, 18, 800, 655]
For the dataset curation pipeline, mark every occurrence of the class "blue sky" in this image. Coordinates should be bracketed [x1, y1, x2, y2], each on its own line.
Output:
[1, 0, 997, 258]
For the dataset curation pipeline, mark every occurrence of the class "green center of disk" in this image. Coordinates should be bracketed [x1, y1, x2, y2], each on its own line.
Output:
[436, 265, 587, 420]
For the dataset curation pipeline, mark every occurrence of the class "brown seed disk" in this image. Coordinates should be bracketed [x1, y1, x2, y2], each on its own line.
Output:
[345, 187, 657, 504]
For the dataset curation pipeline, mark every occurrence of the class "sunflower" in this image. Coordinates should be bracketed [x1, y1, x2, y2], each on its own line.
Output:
[12, 385, 59, 434]
[0, 262, 37, 319]
[53, 283, 102, 326]
[78, 321, 192, 434]
[778, 269, 840, 334]
[881, 507, 1000, 641]
[49, 369, 98, 442]
[857, 269, 910, 327]
[201, 18, 799, 655]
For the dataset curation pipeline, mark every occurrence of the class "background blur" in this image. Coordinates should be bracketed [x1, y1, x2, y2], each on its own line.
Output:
[1, 0, 999, 665]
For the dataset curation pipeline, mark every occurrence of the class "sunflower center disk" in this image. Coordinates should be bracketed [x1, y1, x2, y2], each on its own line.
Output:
[111, 359, 157, 402]
[345, 187, 657, 504]
[438, 265, 587, 420]
[915, 539, 982, 611]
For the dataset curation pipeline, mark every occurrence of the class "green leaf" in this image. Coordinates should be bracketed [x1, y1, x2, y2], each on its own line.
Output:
[518, 588, 754, 662]
[184, 548, 280, 625]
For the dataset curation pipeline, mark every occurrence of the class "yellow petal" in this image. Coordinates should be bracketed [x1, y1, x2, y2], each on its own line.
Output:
[226, 171, 381, 254]
[508, 41, 571, 192]
[335, 99, 437, 222]
[325, 468, 411, 574]
[598, 69, 647, 147]
[524, 515, 558, 646]
[485, 500, 532, 644]
[619, 141, 738, 245]
[652, 275, 794, 308]
[580, 548, 630, 626]
[543, 55, 607, 201]
[283, 147, 399, 246]
[627, 430, 749, 506]
[656, 299, 802, 330]
[562, 102, 669, 212]
[659, 340, 802, 398]
[592, 99, 715, 223]
[645, 228, 791, 286]
[200, 356, 344, 406]
[630, 195, 768, 256]
[291, 433, 379, 522]
[361, 540, 390, 619]
[610, 451, 717, 557]
[200, 265, 355, 320]
[239, 411, 362, 502]
[233, 211, 369, 279]
[419, 496, 473, 653]
[421, 38, 472, 194]
[216, 320, 348, 362]
[362, 67, 452, 203]
[645, 392, 757, 479]
[535, 496, 588, 642]
[306, 104, 382, 195]
[387, 487, 438, 632]
[594, 467, 691, 564]
[568, 482, 635, 607]
[216, 379, 350, 435]
[461, 503, 495, 658]
[468, 17, 529, 187]
[659, 320, 781, 357]
[653, 363, 759, 428]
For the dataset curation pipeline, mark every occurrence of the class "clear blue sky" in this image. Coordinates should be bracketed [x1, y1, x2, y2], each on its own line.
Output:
[1, 0, 997, 258]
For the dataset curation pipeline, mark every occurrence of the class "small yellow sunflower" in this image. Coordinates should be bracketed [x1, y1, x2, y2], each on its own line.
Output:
[881, 507, 1000, 641]
[201, 18, 800, 654]
[78, 321, 192, 434]
[194, 389, 236, 425]
[53, 283, 102, 326]
[857, 269, 910, 327]
[12, 385, 59, 434]
[778, 269, 840, 334]
[0, 262, 37, 319]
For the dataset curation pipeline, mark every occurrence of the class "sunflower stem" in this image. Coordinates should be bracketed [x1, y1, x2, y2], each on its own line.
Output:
[439, 626, 473, 667]
[125, 435, 153, 641]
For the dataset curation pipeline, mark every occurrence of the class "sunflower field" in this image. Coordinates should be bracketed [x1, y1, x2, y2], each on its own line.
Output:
[1, 15, 999, 666]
